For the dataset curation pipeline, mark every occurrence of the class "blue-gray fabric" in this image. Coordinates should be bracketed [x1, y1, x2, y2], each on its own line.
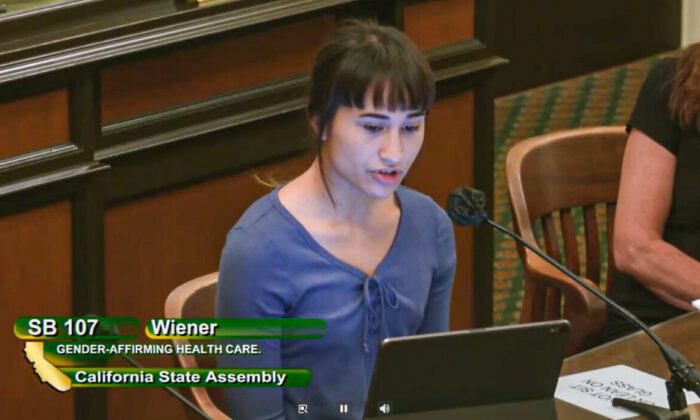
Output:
[216, 185, 456, 419]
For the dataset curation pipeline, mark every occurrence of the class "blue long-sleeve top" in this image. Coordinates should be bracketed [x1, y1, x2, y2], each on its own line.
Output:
[216, 185, 456, 420]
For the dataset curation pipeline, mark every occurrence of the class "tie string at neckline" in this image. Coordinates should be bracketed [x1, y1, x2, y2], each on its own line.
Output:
[362, 275, 399, 353]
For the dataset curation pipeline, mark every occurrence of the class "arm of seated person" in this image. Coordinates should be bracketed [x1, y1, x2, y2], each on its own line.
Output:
[216, 227, 288, 420]
[614, 128, 700, 311]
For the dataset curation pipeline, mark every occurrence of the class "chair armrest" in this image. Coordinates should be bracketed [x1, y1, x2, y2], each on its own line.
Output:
[172, 341, 232, 420]
[524, 246, 607, 353]
[194, 394, 231, 420]
[524, 247, 605, 313]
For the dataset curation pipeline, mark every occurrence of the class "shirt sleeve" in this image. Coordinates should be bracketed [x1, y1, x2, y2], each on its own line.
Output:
[627, 58, 681, 155]
[216, 226, 290, 420]
[417, 209, 456, 334]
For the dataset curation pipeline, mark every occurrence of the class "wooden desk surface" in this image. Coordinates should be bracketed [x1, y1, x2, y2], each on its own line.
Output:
[556, 312, 700, 419]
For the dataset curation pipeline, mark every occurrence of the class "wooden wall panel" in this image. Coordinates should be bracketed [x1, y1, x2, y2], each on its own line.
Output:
[493, 0, 680, 96]
[403, 0, 475, 50]
[104, 155, 311, 419]
[403, 92, 474, 330]
[0, 201, 73, 420]
[0, 90, 69, 160]
[0, 1, 494, 419]
[101, 16, 335, 123]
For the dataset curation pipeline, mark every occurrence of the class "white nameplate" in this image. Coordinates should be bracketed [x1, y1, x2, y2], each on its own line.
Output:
[555, 365, 700, 419]
[692, 299, 700, 312]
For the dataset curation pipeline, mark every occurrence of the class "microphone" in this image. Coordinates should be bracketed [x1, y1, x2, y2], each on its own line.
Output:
[447, 186, 700, 419]
[446, 187, 488, 227]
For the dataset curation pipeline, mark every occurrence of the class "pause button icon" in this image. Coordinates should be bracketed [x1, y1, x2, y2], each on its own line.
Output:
[338, 402, 351, 415]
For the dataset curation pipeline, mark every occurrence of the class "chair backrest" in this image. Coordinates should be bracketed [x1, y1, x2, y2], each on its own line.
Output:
[165, 272, 231, 420]
[506, 126, 628, 353]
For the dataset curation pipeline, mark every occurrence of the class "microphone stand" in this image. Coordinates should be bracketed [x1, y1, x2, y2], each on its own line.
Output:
[119, 353, 213, 420]
[484, 217, 698, 420]
[445, 186, 700, 420]
[92, 317, 213, 420]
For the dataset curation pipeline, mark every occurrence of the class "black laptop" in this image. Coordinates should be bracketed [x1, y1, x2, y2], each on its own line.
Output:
[364, 320, 570, 419]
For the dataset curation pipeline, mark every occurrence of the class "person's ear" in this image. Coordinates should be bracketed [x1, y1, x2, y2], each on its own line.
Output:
[310, 116, 328, 141]
[310, 117, 321, 137]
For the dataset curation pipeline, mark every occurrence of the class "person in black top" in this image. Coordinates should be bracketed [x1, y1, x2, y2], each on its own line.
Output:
[605, 47, 700, 341]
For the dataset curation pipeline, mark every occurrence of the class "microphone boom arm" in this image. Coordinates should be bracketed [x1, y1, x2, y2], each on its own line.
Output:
[484, 217, 700, 409]
[486, 219, 657, 347]
[446, 185, 700, 416]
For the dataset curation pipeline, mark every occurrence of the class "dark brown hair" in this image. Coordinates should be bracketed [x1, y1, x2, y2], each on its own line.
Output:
[307, 19, 435, 203]
[670, 43, 700, 130]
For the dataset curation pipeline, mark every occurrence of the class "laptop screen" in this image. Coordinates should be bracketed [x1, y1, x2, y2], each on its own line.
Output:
[364, 320, 570, 418]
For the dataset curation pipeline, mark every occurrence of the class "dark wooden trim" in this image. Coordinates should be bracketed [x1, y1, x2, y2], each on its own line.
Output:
[0, 162, 108, 219]
[0, 0, 359, 85]
[475, 0, 494, 50]
[429, 39, 508, 97]
[0, 0, 103, 24]
[471, 0, 499, 328]
[472, 78, 495, 328]
[335, 0, 404, 28]
[100, 75, 307, 148]
[0, 144, 80, 172]
[72, 181, 106, 420]
[380, 0, 405, 29]
[0, 145, 88, 187]
[98, 39, 504, 157]
[427, 38, 489, 70]
[0, 70, 75, 104]
[70, 67, 100, 154]
[0, 161, 108, 200]
[71, 65, 103, 316]
[0, 69, 97, 186]
[99, 97, 306, 161]
[435, 55, 507, 82]
[99, 110, 309, 203]
[71, 63, 106, 420]
[426, 38, 507, 79]
[434, 55, 508, 98]
[91, 4, 341, 73]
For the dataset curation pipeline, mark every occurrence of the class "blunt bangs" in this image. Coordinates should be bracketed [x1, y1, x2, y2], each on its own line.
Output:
[308, 20, 435, 127]
[330, 42, 435, 113]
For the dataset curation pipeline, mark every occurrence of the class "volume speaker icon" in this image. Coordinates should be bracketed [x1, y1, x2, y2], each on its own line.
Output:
[379, 403, 391, 414]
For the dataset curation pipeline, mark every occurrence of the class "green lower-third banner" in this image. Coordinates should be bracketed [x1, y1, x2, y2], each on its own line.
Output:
[58, 368, 311, 387]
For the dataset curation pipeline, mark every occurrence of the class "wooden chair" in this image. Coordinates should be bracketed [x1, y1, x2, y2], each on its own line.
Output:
[505, 126, 628, 355]
[165, 272, 231, 420]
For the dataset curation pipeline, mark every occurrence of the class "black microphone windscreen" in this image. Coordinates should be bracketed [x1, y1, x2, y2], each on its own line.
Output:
[446, 186, 487, 226]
